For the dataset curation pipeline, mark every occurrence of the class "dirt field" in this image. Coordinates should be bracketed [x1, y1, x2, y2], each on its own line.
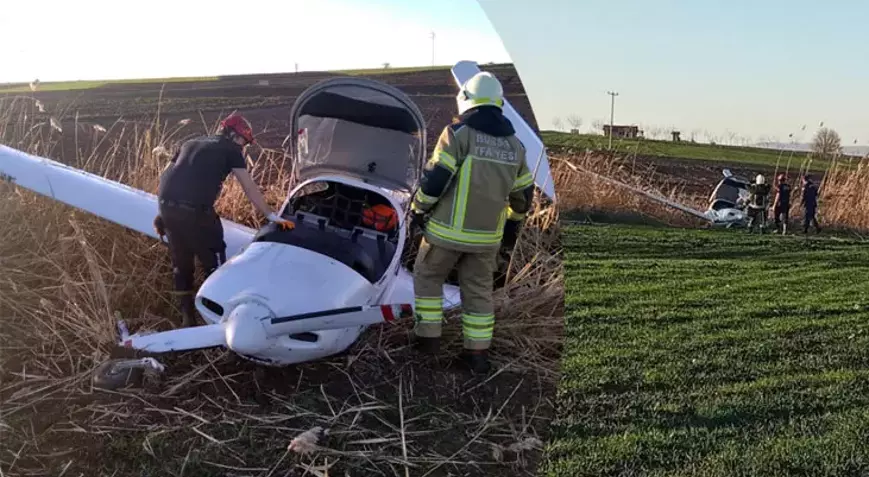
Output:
[2, 64, 538, 162]
[546, 145, 805, 202]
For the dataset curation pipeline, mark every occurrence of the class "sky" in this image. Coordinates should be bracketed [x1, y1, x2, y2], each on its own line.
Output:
[1, 0, 865, 144]
[477, 0, 868, 144]
[0, 0, 509, 80]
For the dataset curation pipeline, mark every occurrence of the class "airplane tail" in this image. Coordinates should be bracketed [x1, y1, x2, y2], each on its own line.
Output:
[560, 159, 711, 222]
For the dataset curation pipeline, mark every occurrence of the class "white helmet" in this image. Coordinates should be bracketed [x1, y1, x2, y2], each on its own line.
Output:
[456, 71, 504, 115]
[756, 174, 765, 185]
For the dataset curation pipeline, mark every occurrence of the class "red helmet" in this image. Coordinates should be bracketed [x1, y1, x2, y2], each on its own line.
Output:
[220, 113, 255, 144]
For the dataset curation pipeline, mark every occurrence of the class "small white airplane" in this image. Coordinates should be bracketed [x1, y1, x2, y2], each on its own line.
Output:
[0, 61, 556, 388]
[564, 160, 750, 228]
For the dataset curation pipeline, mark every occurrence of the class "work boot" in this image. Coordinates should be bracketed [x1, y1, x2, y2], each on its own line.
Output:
[458, 349, 491, 374]
[413, 336, 440, 355]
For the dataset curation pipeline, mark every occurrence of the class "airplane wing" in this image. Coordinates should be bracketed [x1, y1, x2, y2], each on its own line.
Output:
[1, 144, 461, 309]
[560, 159, 712, 222]
[451, 60, 557, 202]
[0, 144, 256, 258]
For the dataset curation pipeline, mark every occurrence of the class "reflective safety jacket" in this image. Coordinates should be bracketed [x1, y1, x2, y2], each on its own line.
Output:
[411, 106, 534, 252]
[747, 183, 771, 209]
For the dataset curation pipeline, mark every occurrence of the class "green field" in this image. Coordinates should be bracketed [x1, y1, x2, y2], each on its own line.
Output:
[544, 224, 869, 476]
[542, 131, 842, 171]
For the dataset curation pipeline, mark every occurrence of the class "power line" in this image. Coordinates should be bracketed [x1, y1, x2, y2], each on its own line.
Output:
[607, 90, 619, 150]
[430, 31, 436, 66]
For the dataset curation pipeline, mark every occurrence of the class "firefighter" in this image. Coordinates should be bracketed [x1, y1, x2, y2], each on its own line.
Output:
[154, 113, 294, 327]
[746, 174, 771, 233]
[409, 71, 534, 374]
[771, 173, 791, 234]
[800, 174, 821, 233]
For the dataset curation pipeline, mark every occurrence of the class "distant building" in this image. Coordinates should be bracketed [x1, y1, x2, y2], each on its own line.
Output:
[603, 124, 641, 139]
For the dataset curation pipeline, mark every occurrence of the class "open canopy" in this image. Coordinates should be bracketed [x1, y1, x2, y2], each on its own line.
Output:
[709, 176, 749, 208]
[289, 77, 427, 193]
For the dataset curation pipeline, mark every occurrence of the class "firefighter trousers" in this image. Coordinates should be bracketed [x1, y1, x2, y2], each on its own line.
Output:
[412, 237, 498, 351]
[158, 201, 226, 317]
[746, 206, 767, 232]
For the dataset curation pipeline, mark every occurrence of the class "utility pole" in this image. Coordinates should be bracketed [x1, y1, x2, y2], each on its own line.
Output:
[607, 90, 619, 150]
[430, 31, 436, 66]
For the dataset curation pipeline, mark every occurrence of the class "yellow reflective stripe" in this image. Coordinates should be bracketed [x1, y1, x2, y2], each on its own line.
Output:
[506, 206, 525, 221]
[426, 220, 502, 245]
[433, 151, 457, 173]
[416, 312, 443, 322]
[470, 97, 504, 108]
[496, 208, 507, 233]
[452, 157, 473, 230]
[462, 313, 494, 339]
[463, 331, 493, 340]
[414, 297, 443, 307]
[414, 190, 438, 205]
[414, 297, 443, 322]
[513, 172, 534, 191]
[462, 313, 494, 324]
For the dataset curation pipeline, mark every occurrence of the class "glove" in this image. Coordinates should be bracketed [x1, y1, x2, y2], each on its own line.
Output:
[153, 215, 166, 237]
[267, 212, 295, 231]
[502, 219, 521, 249]
[411, 211, 427, 230]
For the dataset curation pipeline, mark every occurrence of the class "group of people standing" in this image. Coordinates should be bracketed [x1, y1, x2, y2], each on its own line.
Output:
[744, 172, 821, 234]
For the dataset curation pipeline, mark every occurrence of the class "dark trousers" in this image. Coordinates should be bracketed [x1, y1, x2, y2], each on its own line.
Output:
[774, 205, 789, 233]
[158, 200, 226, 318]
[803, 206, 820, 233]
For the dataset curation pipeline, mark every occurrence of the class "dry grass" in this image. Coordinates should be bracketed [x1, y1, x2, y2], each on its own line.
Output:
[551, 150, 706, 227]
[553, 146, 869, 236]
[0, 95, 563, 476]
[814, 157, 869, 232]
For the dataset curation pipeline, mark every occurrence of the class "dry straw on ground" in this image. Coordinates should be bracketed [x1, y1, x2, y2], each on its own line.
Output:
[0, 96, 563, 476]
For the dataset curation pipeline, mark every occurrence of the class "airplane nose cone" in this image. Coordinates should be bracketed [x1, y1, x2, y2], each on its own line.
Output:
[224, 301, 273, 355]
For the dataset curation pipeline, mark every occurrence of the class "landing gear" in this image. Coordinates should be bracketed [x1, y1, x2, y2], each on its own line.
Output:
[92, 316, 166, 391]
[92, 357, 165, 390]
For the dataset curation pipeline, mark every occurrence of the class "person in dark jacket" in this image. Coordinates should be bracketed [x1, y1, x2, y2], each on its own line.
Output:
[154, 113, 294, 327]
[772, 173, 791, 234]
[800, 174, 821, 234]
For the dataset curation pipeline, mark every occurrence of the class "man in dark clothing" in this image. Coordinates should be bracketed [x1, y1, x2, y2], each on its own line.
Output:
[771, 173, 791, 234]
[155, 113, 294, 327]
[800, 174, 821, 234]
